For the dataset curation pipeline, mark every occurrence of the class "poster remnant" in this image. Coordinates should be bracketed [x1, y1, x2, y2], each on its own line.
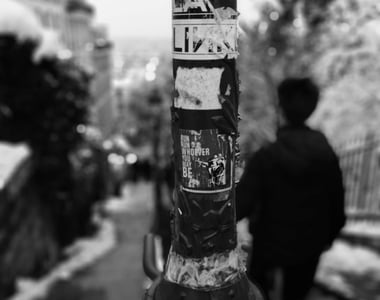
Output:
[172, 0, 238, 60]
[179, 129, 232, 193]
[173, 0, 212, 15]
[173, 0, 238, 19]
[174, 67, 224, 110]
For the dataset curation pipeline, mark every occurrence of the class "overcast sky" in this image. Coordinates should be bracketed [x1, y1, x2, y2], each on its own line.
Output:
[88, 0, 255, 39]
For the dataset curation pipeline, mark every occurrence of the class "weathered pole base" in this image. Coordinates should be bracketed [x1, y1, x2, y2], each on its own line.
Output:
[144, 274, 265, 300]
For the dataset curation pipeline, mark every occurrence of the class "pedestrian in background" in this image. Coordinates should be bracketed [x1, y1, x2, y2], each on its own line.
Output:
[151, 159, 174, 262]
[236, 78, 346, 300]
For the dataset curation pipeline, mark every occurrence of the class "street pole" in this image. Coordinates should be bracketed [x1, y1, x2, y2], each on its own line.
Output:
[144, 1, 264, 299]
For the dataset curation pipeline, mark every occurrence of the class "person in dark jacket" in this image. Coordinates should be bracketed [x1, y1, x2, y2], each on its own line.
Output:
[236, 78, 346, 300]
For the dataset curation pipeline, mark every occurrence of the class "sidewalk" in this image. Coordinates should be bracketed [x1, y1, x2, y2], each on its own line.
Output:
[40, 184, 380, 300]
[42, 182, 154, 300]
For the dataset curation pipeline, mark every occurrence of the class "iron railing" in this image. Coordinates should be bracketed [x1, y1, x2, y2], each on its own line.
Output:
[337, 133, 380, 221]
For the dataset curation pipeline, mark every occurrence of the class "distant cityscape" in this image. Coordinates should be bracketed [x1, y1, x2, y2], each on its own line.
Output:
[113, 36, 170, 80]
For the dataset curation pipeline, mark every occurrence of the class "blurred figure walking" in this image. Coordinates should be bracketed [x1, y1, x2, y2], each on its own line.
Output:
[236, 78, 346, 300]
[155, 160, 174, 261]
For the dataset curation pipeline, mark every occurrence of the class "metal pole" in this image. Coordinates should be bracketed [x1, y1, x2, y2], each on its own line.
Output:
[144, 1, 264, 299]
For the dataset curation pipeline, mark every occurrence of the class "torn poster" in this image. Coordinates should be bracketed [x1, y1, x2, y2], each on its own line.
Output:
[173, 19, 238, 60]
[178, 129, 233, 193]
[174, 67, 224, 110]
[173, 0, 209, 14]
[173, 0, 238, 20]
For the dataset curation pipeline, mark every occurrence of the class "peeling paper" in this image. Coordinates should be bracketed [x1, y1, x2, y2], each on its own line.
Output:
[227, 52, 239, 60]
[165, 248, 247, 289]
[175, 67, 224, 110]
[192, 22, 235, 47]
[172, 0, 239, 60]
[173, 19, 238, 60]
[214, 7, 239, 21]
[173, 0, 238, 20]
[178, 129, 233, 193]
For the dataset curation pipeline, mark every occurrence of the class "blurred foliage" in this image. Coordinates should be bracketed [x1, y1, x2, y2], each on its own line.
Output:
[117, 55, 173, 164]
[238, 0, 317, 158]
[309, 0, 380, 143]
[0, 36, 93, 241]
[0, 35, 90, 155]
[119, 0, 380, 158]
[238, 0, 380, 156]
[0, 34, 102, 295]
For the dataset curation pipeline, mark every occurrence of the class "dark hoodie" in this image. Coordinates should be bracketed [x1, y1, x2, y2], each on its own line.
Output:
[236, 125, 346, 266]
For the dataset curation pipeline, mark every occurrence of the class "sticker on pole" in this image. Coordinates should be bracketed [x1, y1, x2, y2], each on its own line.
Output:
[172, 0, 238, 20]
[174, 67, 224, 110]
[179, 129, 233, 193]
[173, 0, 212, 17]
[173, 19, 238, 60]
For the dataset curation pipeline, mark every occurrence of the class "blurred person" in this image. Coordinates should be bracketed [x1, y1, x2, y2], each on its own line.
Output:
[236, 78, 346, 300]
[161, 160, 175, 259]
[135, 159, 152, 181]
[153, 160, 174, 261]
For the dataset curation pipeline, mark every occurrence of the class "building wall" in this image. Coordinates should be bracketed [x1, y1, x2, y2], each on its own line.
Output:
[91, 36, 115, 137]
[64, 9, 93, 69]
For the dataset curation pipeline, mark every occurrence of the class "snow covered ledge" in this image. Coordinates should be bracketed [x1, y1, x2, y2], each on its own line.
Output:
[9, 218, 116, 300]
[316, 237, 380, 299]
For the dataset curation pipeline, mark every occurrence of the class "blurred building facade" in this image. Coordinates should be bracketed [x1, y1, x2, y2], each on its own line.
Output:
[15, 0, 116, 138]
[90, 25, 115, 137]
[64, 0, 94, 69]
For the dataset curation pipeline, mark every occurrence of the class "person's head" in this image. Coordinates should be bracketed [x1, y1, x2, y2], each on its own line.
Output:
[277, 78, 319, 126]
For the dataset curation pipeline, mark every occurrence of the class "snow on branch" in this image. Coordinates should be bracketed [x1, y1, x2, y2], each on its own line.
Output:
[0, 0, 65, 63]
[33, 29, 64, 63]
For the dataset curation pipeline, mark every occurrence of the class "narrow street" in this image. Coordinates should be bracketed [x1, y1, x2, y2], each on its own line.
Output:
[39, 181, 348, 300]
[43, 182, 154, 300]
